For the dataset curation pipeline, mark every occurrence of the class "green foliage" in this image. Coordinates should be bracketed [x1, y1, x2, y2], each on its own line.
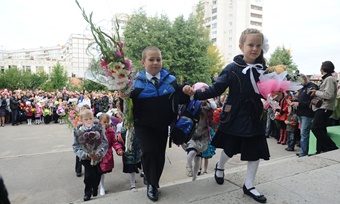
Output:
[123, 4, 224, 85]
[268, 46, 298, 73]
[0, 68, 48, 90]
[0, 68, 22, 90]
[124, 9, 173, 71]
[49, 62, 68, 90]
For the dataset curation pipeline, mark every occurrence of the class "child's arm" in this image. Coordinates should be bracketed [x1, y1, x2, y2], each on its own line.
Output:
[111, 131, 124, 156]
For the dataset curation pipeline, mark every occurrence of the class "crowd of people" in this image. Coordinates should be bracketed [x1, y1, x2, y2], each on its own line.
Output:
[1, 29, 340, 204]
[0, 87, 122, 127]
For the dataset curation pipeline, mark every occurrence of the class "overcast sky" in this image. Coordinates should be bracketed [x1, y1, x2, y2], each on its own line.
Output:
[0, 0, 339, 75]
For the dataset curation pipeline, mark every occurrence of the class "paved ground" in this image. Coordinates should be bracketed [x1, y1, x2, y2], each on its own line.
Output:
[0, 122, 300, 204]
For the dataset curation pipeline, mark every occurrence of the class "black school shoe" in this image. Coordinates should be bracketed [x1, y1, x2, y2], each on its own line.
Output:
[83, 195, 91, 201]
[147, 184, 159, 201]
[243, 184, 267, 203]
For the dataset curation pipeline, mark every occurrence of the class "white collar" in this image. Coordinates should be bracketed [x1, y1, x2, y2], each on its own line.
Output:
[146, 72, 160, 81]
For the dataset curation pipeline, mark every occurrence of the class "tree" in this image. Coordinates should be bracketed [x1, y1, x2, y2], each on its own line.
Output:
[49, 62, 68, 90]
[268, 46, 298, 73]
[123, 4, 224, 85]
[123, 9, 173, 71]
[0, 68, 22, 90]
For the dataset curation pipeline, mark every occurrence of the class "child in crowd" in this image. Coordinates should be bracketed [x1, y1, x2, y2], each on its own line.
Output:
[275, 91, 291, 144]
[98, 113, 124, 196]
[199, 127, 216, 175]
[35, 102, 42, 125]
[114, 113, 143, 192]
[25, 101, 33, 125]
[284, 106, 298, 151]
[72, 109, 108, 202]
[182, 82, 217, 181]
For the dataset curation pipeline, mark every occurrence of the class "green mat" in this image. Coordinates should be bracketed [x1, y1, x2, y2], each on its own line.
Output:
[309, 125, 340, 154]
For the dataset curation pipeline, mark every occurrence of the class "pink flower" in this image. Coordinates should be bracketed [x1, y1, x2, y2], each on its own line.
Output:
[117, 42, 124, 48]
[125, 59, 131, 70]
[114, 50, 122, 58]
[100, 60, 108, 69]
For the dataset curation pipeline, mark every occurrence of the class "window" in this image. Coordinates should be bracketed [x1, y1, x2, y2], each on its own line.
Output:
[251, 13, 262, 18]
[250, 21, 262, 26]
[212, 38, 217, 43]
[212, 23, 217, 29]
[251, 5, 262, 11]
[212, 15, 217, 20]
[212, 8, 217, 14]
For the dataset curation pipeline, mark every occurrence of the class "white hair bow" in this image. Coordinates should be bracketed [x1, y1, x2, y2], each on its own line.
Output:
[242, 64, 265, 94]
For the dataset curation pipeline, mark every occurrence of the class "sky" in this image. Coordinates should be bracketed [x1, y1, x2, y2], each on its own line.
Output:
[0, 0, 339, 75]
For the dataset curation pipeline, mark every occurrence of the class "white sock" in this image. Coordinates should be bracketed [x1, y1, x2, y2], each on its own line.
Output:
[99, 175, 105, 195]
[245, 160, 261, 196]
[192, 156, 201, 181]
[216, 151, 229, 177]
[130, 172, 136, 188]
[186, 150, 196, 168]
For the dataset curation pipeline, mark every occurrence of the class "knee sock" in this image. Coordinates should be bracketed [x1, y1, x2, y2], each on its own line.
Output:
[216, 150, 229, 177]
[99, 174, 105, 194]
[203, 158, 209, 173]
[245, 160, 261, 196]
[192, 156, 201, 180]
[129, 172, 136, 188]
[186, 150, 197, 168]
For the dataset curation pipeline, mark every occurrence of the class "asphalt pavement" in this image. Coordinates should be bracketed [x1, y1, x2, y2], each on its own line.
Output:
[0, 122, 339, 204]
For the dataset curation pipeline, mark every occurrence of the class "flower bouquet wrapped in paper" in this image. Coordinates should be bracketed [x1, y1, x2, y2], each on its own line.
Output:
[76, 124, 104, 165]
[76, 0, 136, 151]
[257, 64, 302, 109]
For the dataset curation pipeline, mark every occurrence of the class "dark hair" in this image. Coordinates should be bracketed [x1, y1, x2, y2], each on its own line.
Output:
[321, 61, 335, 73]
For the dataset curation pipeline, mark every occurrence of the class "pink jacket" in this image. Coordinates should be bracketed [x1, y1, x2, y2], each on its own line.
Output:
[100, 126, 123, 172]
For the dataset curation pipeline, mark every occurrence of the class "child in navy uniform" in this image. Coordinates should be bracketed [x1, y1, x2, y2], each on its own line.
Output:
[129, 46, 189, 201]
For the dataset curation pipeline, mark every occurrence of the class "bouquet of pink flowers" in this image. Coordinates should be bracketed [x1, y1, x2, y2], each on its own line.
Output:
[76, 125, 104, 165]
[76, 0, 135, 94]
[76, 0, 136, 151]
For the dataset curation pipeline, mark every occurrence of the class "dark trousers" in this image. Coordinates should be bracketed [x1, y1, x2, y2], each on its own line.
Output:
[0, 175, 10, 204]
[81, 160, 102, 196]
[287, 131, 295, 150]
[11, 109, 18, 125]
[311, 109, 338, 153]
[75, 156, 82, 174]
[134, 124, 168, 188]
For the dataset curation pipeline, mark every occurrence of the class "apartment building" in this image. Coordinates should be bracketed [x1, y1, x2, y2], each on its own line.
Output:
[0, 13, 128, 79]
[202, 0, 263, 64]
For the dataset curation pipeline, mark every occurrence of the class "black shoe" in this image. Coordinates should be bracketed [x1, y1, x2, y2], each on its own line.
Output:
[83, 195, 91, 201]
[285, 147, 294, 151]
[92, 188, 98, 197]
[197, 168, 201, 176]
[147, 184, 158, 201]
[214, 162, 224, 185]
[243, 184, 267, 203]
[140, 172, 144, 177]
[76, 172, 82, 177]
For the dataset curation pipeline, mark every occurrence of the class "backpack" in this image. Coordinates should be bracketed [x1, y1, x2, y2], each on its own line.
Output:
[170, 100, 202, 145]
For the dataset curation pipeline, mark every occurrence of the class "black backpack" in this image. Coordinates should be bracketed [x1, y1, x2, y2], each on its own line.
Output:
[170, 100, 201, 145]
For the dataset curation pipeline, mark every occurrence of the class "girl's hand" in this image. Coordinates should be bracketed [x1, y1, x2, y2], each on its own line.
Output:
[88, 154, 99, 161]
[308, 89, 316, 96]
[117, 150, 124, 156]
[183, 85, 195, 96]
